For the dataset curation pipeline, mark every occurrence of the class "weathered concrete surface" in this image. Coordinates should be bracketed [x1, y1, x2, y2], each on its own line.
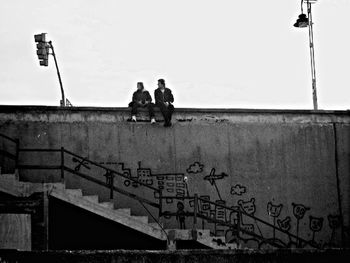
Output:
[0, 214, 31, 251]
[0, 249, 350, 263]
[0, 105, 349, 249]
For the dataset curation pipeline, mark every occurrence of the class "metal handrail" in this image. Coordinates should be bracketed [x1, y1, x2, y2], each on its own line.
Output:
[1, 133, 162, 211]
[0, 133, 19, 166]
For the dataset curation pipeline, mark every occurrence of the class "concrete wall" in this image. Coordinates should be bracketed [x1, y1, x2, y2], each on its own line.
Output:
[0, 106, 349, 249]
[0, 214, 31, 251]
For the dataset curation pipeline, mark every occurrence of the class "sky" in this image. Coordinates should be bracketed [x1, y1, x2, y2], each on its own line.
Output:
[0, 0, 349, 110]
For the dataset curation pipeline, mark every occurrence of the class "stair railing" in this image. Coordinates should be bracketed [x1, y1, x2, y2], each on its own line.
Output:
[16, 147, 162, 210]
[0, 134, 162, 215]
[0, 133, 19, 168]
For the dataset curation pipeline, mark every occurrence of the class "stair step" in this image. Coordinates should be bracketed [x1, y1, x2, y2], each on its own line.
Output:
[0, 173, 18, 181]
[99, 202, 114, 209]
[83, 195, 99, 203]
[132, 216, 148, 224]
[197, 229, 211, 238]
[65, 189, 83, 196]
[212, 236, 226, 241]
[149, 222, 163, 229]
[114, 208, 131, 216]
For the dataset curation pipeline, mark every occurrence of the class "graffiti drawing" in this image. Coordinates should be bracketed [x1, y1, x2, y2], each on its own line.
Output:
[238, 198, 263, 237]
[136, 162, 153, 186]
[72, 156, 90, 172]
[225, 205, 241, 243]
[238, 198, 256, 215]
[118, 162, 154, 188]
[267, 202, 283, 239]
[153, 173, 186, 203]
[309, 215, 323, 246]
[103, 170, 113, 186]
[92, 159, 342, 249]
[277, 216, 291, 232]
[230, 184, 246, 196]
[215, 200, 227, 236]
[204, 168, 228, 200]
[277, 216, 293, 246]
[326, 214, 341, 247]
[292, 202, 310, 243]
[176, 201, 186, 229]
[186, 162, 204, 174]
[212, 238, 226, 247]
[204, 168, 228, 185]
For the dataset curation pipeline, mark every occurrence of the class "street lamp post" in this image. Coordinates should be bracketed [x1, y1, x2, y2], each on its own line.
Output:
[294, 0, 318, 110]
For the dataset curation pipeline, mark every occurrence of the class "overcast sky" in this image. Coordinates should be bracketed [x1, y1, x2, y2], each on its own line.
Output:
[0, 0, 349, 109]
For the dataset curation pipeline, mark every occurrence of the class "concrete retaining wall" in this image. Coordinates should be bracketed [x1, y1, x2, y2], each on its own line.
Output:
[0, 106, 349, 248]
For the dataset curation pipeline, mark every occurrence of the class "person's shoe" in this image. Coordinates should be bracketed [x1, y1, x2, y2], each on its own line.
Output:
[151, 118, 156, 124]
[131, 115, 137, 122]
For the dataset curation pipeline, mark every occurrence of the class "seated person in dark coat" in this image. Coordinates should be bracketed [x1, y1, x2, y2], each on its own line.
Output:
[154, 79, 174, 127]
[129, 82, 155, 123]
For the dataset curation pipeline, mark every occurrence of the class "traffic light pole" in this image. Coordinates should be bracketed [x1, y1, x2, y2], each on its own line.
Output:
[48, 41, 65, 107]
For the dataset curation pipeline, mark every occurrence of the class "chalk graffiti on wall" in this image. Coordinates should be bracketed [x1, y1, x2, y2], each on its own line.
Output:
[267, 202, 283, 239]
[292, 202, 310, 243]
[230, 184, 246, 196]
[186, 162, 204, 174]
[204, 168, 228, 200]
[96, 159, 343, 249]
[72, 157, 90, 172]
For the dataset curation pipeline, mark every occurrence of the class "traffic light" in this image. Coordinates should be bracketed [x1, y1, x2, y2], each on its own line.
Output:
[34, 33, 49, 66]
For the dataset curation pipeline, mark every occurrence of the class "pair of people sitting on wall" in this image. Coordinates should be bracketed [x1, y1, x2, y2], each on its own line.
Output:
[129, 79, 174, 127]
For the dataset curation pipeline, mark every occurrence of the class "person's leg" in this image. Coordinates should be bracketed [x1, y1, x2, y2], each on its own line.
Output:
[131, 103, 138, 121]
[147, 103, 155, 118]
[157, 104, 169, 125]
[167, 104, 174, 124]
[148, 103, 156, 123]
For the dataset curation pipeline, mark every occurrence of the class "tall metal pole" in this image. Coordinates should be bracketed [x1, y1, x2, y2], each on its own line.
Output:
[48, 41, 65, 107]
[307, 1, 318, 110]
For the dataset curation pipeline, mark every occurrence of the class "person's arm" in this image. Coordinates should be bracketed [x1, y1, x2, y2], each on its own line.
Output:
[132, 92, 138, 103]
[167, 89, 174, 103]
[145, 91, 152, 104]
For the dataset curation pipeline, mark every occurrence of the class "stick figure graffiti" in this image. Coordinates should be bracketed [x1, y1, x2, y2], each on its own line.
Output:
[72, 156, 90, 172]
[176, 201, 186, 229]
[326, 214, 341, 247]
[292, 202, 310, 246]
[309, 215, 324, 246]
[267, 202, 283, 239]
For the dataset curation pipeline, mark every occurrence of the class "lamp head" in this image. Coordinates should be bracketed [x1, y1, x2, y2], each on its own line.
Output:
[294, 13, 309, 28]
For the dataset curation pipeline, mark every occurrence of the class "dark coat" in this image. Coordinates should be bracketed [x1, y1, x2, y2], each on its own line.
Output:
[132, 90, 152, 103]
[154, 88, 174, 106]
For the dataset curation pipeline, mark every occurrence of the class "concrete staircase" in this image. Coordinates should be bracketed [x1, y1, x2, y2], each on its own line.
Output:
[0, 171, 238, 250]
